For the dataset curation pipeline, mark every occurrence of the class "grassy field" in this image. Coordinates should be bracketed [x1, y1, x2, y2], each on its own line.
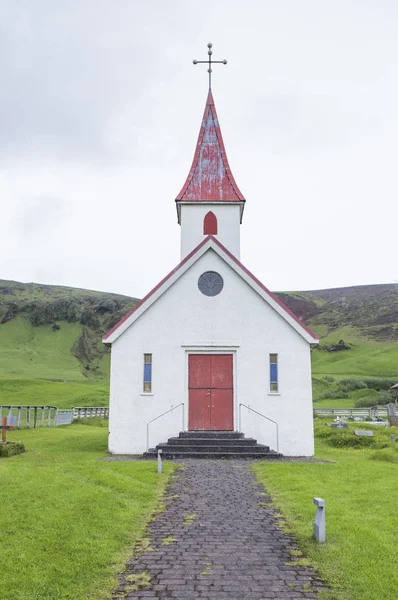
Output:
[0, 376, 108, 408]
[1, 425, 174, 600]
[254, 422, 398, 600]
[0, 317, 94, 380]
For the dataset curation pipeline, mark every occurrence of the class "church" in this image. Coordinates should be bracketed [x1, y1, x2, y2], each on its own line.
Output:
[103, 57, 318, 457]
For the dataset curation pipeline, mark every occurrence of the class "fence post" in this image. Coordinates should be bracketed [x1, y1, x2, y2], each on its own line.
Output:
[17, 407, 22, 429]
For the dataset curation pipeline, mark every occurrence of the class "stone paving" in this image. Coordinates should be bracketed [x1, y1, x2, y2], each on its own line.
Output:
[113, 460, 327, 600]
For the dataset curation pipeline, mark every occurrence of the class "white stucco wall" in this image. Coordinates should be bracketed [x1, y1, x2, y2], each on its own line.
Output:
[108, 249, 314, 456]
[179, 203, 241, 259]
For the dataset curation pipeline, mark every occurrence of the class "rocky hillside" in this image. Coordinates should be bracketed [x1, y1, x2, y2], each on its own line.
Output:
[283, 284, 398, 341]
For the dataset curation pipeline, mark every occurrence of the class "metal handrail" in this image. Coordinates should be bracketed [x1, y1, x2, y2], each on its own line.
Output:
[146, 403, 185, 451]
[238, 403, 279, 453]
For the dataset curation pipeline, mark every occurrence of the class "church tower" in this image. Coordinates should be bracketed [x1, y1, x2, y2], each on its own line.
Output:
[176, 89, 246, 260]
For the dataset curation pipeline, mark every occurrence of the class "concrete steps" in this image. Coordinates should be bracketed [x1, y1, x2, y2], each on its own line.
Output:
[143, 430, 282, 460]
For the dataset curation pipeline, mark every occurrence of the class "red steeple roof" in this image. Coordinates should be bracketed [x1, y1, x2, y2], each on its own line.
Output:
[176, 91, 246, 210]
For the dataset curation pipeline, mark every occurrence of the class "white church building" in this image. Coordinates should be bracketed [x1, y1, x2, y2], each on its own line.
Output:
[103, 87, 318, 457]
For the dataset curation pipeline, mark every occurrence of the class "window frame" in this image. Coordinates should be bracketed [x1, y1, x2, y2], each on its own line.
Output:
[269, 353, 279, 394]
[143, 353, 152, 393]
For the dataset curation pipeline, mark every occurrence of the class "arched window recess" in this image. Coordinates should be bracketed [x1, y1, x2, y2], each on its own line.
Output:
[203, 211, 217, 235]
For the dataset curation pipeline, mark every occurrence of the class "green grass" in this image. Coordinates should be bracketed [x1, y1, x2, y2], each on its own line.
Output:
[311, 327, 398, 378]
[0, 377, 108, 408]
[1, 425, 174, 600]
[254, 425, 398, 600]
[0, 317, 90, 380]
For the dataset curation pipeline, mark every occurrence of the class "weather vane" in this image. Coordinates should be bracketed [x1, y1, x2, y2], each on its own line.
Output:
[193, 43, 227, 90]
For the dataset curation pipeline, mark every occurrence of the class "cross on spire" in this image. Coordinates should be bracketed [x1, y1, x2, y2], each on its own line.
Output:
[193, 43, 227, 90]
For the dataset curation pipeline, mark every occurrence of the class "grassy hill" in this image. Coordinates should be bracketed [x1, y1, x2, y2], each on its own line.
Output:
[1, 279, 397, 408]
[0, 280, 138, 407]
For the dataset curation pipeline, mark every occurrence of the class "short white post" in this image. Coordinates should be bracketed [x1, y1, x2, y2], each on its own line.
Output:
[157, 449, 163, 474]
[313, 497, 326, 543]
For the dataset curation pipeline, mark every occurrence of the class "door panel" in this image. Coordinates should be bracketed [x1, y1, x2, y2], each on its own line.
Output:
[210, 354, 233, 388]
[188, 388, 210, 430]
[210, 388, 233, 431]
[188, 355, 211, 388]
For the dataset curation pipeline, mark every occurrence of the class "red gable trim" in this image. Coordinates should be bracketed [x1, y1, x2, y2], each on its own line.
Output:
[103, 235, 318, 342]
[102, 236, 211, 341]
[209, 236, 319, 341]
[176, 90, 246, 203]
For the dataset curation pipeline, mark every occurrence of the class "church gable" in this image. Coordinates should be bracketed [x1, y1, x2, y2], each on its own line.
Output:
[103, 236, 318, 345]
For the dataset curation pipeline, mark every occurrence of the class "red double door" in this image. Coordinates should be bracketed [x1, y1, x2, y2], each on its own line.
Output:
[188, 354, 233, 431]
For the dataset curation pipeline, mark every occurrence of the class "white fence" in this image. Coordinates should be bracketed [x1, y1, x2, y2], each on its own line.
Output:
[0, 405, 109, 429]
[314, 407, 389, 419]
[73, 406, 109, 419]
[0, 405, 58, 428]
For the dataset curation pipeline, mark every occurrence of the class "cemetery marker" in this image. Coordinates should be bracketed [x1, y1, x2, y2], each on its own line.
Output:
[0, 416, 14, 444]
[354, 430, 374, 437]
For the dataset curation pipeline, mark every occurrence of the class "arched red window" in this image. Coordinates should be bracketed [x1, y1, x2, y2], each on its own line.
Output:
[203, 211, 217, 235]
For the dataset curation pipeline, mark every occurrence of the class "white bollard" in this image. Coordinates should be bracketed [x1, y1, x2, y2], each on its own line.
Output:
[313, 498, 326, 543]
[157, 449, 163, 474]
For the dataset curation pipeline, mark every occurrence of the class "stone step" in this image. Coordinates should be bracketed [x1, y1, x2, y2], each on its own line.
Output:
[179, 430, 244, 439]
[166, 437, 259, 446]
[144, 449, 282, 460]
[142, 430, 282, 460]
[156, 443, 270, 453]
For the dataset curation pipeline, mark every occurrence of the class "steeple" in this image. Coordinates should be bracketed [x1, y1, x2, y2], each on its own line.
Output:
[176, 90, 246, 224]
[176, 44, 245, 260]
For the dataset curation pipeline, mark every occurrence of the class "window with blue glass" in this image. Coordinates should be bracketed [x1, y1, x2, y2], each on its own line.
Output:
[143, 354, 152, 392]
[269, 353, 278, 392]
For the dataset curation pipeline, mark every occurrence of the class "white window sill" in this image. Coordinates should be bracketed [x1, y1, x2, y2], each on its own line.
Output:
[267, 393, 281, 396]
[140, 393, 154, 396]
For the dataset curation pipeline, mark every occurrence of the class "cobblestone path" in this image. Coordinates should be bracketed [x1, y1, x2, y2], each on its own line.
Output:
[113, 460, 326, 600]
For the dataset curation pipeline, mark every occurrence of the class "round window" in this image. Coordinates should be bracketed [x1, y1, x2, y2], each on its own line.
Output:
[198, 271, 224, 297]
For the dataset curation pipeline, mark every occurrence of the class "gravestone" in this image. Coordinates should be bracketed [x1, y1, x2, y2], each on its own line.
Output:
[390, 434, 396, 441]
[354, 430, 374, 437]
[387, 404, 397, 427]
[331, 423, 348, 429]
[6, 415, 17, 427]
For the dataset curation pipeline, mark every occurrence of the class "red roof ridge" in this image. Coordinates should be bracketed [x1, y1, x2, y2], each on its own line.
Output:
[103, 236, 211, 341]
[103, 235, 318, 343]
[175, 90, 246, 205]
[209, 236, 319, 341]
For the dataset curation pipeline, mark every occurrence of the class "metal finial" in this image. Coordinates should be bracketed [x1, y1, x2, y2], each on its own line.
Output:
[192, 42, 228, 90]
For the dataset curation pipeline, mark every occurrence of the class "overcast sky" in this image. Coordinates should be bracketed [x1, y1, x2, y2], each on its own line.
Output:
[1, 1, 398, 298]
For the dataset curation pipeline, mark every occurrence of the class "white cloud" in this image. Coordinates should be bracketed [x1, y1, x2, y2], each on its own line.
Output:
[1, 0, 398, 296]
